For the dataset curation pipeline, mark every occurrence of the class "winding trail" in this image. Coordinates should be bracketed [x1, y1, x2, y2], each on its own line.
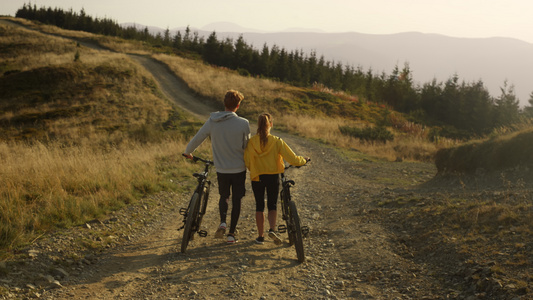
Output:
[128, 54, 213, 120]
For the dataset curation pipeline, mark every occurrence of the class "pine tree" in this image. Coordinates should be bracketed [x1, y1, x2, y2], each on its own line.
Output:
[233, 35, 250, 70]
[258, 43, 271, 76]
[163, 27, 171, 46]
[182, 26, 191, 50]
[524, 91, 533, 117]
[203, 31, 219, 65]
[494, 80, 520, 126]
[172, 31, 182, 49]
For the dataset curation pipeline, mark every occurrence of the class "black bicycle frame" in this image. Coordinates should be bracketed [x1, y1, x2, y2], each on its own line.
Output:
[180, 155, 213, 235]
[192, 162, 211, 227]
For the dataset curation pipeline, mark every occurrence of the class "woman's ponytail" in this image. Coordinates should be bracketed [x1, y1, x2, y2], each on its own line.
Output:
[257, 113, 272, 149]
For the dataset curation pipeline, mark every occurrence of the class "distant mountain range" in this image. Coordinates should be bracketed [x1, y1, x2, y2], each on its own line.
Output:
[122, 22, 533, 107]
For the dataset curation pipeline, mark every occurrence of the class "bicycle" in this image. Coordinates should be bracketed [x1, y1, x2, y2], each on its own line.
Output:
[179, 154, 213, 253]
[278, 160, 310, 263]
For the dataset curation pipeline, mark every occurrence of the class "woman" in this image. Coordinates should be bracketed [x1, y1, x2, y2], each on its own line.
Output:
[244, 113, 309, 244]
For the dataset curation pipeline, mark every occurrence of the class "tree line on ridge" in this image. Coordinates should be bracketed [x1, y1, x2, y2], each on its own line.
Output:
[14, 4, 533, 139]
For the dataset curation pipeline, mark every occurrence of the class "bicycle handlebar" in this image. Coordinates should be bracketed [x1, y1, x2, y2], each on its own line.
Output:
[284, 158, 311, 170]
[182, 154, 214, 165]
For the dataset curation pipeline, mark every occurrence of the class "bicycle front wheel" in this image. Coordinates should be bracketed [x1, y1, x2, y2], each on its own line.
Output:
[288, 201, 305, 262]
[281, 188, 295, 245]
[181, 192, 200, 253]
[197, 186, 209, 227]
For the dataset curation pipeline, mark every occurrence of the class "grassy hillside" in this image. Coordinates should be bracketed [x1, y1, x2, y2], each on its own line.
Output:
[0, 23, 174, 143]
[0, 22, 207, 254]
[152, 53, 450, 162]
[3, 17, 455, 162]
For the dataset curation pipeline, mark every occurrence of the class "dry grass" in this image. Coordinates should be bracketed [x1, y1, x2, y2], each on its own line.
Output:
[0, 139, 191, 250]
[381, 177, 533, 292]
[272, 113, 440, 162]
[154, 53, 455, 162]
[1, 17, 94, 38]
[0, 20, 202, 253]
[97, 36, 153, 55]
[0, 24, 83, 71]
[0, 33, 174, 142]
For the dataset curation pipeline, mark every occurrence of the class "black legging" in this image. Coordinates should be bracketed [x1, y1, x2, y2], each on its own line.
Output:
[251, 174, 280, 212]
[217, 171, 246, 234]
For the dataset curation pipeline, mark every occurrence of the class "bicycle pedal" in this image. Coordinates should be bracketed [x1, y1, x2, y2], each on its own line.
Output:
[179, 208, 187, 216]
[198, 230, 208, 237]
[278, 225, 287, 233]
[301, 226, 310, 237]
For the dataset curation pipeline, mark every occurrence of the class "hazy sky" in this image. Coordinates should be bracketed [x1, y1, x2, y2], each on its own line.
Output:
[2, 0, 533, 44]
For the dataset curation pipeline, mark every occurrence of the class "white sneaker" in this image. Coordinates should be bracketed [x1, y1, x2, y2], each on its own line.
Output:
[215, 223, 226, 239]
[268, 229, 282, 245]
[227, 234, 237, 244]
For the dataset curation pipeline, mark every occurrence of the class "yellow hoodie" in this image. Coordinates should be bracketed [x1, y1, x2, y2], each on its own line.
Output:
[244, 134, 307, 181]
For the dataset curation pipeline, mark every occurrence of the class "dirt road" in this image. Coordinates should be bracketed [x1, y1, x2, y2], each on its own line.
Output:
[38, 132, 439, 299]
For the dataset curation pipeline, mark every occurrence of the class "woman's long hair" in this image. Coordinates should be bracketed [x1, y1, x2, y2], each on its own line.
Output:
[257, 113, 272, 149]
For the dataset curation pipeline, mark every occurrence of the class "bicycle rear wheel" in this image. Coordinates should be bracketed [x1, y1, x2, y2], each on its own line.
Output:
[289, 201, 305, 262]
[181, 192, 200, 253]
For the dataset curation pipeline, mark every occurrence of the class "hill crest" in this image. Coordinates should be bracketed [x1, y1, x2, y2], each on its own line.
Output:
[124, 22, 533, 107]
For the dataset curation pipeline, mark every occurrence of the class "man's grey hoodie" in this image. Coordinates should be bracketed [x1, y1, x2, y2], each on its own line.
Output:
[185, 111, 251, 173]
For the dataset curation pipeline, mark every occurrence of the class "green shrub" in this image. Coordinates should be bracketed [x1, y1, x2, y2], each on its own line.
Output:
[435, 128, 533, 174]
[427, 125, 471, 141]
[339, 125, 394, 144]
[237, 68, 250, 77]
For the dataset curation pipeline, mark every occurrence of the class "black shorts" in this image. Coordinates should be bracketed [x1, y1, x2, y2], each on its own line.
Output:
[217, 171, 246, 201]
[251, 174, 280, 212]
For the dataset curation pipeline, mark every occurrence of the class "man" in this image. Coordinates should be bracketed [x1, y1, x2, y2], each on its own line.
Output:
[184, 90, 251, 244]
